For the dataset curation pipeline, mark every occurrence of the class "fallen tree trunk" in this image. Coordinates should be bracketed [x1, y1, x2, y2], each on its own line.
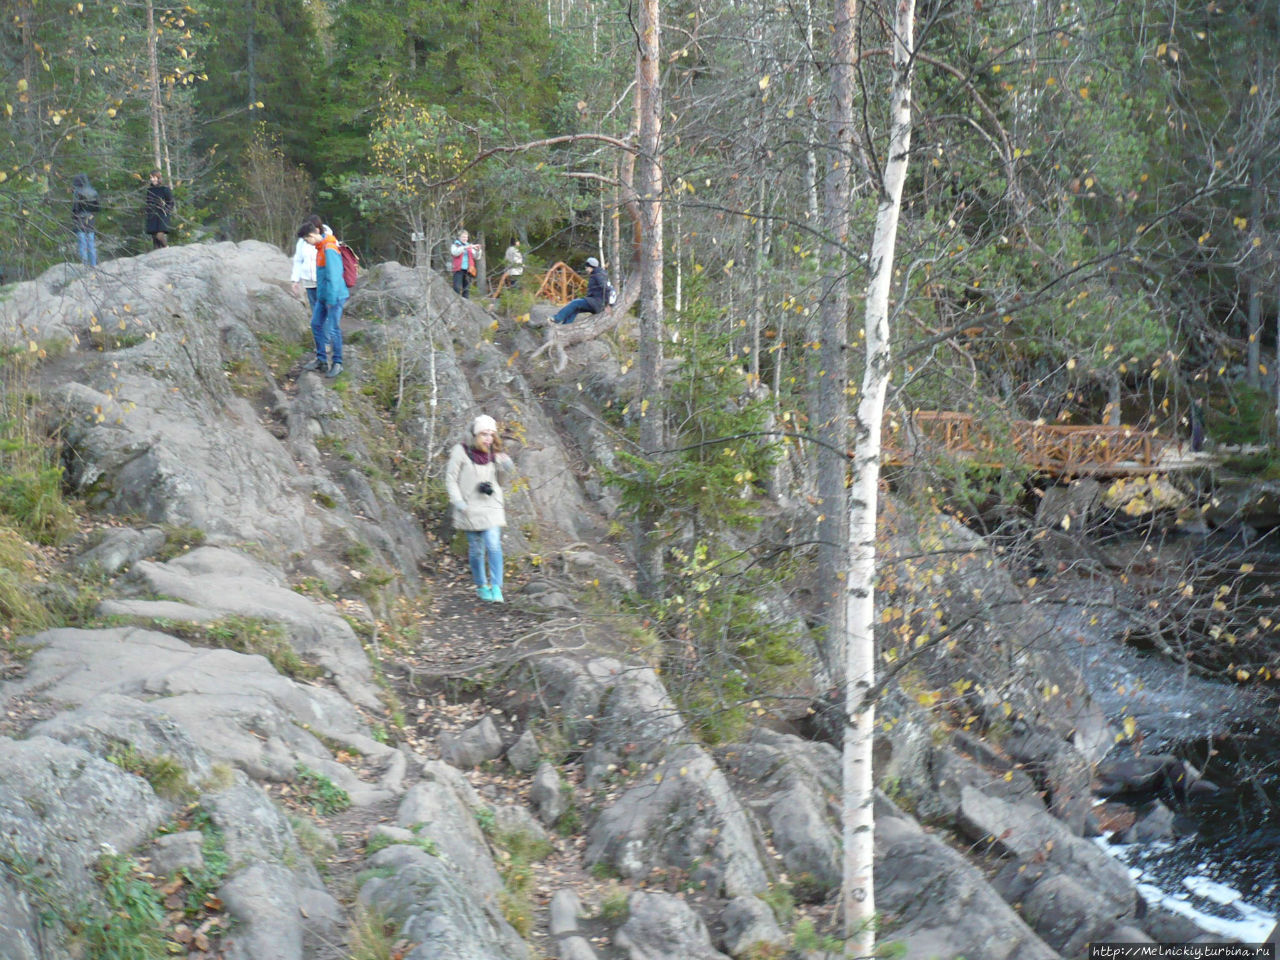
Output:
[527, 286, 640, 373]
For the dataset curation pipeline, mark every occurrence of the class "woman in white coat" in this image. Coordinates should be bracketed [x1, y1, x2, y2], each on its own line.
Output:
[445, 415, 514, 602]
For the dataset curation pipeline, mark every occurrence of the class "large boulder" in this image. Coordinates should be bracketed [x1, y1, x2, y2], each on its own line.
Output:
[875, 796, 1059, 960]
[614, 892, 730, 960]
[358, 762, 528, 960]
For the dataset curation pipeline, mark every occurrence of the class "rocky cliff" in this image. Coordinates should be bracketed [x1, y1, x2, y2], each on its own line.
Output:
[0, 243, 1226, 959]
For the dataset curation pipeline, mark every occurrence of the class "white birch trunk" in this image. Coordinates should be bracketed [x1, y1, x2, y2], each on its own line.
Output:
[842, 0, 915, 954]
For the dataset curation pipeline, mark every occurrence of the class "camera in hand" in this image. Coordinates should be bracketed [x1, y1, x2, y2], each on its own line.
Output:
[476, 481, 495, 496]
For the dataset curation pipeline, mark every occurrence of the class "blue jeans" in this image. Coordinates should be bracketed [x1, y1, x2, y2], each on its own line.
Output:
[310, 300, 345, 364]
[305, 286, 318, 308]
[466, 528, 504, 589]
[76, 230, 97, 267]
[553, 298, 596, 324]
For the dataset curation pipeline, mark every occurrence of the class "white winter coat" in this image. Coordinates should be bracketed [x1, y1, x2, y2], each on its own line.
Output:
[445, 443, 513, 531]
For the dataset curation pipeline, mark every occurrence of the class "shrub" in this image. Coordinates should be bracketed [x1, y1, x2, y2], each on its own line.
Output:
[80, 854, 165, 959]
[294, 764, 351, 815]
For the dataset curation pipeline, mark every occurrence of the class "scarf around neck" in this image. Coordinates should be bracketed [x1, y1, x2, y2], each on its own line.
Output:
[466, 445, 492, 466]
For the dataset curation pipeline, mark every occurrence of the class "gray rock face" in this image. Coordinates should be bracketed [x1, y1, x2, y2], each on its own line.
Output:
[150, 831, 205, 875]
[360, 762, 529, 960]
[4, 243, 428, 586]
[506, 728, 541, 772]
[530, 762, 567, 825]
[994, 862, 1133, 957]
[128, 547, 381, 708]
[875, 798, 1059, 960]
[614, 892, 730, 960]
[765, 784, 840, 897]
[558, 937, 600, 960]
[13, 625, 399, 810]
[70, 525, 167, 574]
[956, 786, 1136, 911]
[720, 896, 786, 958]
[586, 744, 769, 898]
[397, 763, 506, 900]
[549, 888, 583, 937]
[536, 658, 770, 898]
[0, 737, 170, 904]
[440, 715, 505, 770]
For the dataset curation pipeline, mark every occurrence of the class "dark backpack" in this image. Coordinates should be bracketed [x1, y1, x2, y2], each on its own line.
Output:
[338, 242, 360, 289]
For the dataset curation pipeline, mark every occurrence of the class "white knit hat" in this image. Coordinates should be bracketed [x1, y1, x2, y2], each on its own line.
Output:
[472, 414, 497, 436]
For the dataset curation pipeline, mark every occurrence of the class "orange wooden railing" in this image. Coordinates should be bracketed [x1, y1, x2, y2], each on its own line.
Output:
[489, 262, 587, 304]
[883, 410, 1167, 475]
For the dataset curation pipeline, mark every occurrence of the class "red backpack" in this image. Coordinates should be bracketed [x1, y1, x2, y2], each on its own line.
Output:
[337, 242, 360, 289]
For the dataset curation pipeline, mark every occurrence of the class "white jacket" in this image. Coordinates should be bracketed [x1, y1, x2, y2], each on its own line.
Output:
[445, 443, 514, 531]
[291, 237, 317, 286]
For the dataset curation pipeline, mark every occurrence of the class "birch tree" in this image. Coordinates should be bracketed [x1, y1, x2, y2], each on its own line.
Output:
[842, 0, 916, 952]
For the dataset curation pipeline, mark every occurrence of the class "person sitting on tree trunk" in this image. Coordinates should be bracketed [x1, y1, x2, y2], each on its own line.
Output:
[552, 257, 608, 325]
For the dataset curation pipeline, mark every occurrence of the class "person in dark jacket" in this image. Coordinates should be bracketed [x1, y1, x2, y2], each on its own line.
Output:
[144, 170, 175, 248]
[71, 174, 100, 267]
[551, 257, 609, 324]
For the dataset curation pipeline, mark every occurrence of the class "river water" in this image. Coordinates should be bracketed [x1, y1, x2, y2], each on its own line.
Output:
[1039, 531, 1280, 938]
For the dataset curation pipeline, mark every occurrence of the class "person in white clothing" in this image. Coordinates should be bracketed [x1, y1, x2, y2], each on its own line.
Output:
[502, 239, 524, 289]
[445, 414, 514, 602]
[290, 214, 331, 308]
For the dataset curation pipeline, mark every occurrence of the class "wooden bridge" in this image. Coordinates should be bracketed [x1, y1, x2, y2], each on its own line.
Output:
[490, 261, 586, 302]
[882, 411, 1196, 477]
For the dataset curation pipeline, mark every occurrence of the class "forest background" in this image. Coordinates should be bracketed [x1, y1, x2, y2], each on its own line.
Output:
[5, 0, 1280, 439]
[8, 0, 1280, 695]
[6, 1, 1280, 948]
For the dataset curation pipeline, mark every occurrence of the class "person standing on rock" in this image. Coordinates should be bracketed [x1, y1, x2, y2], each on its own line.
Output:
[290, 214, 329, 309]
[502, 238, 524, 290]
[298, 220, 348, 378]
[143, 170, 175, 249]
[451, 229, 481, 298]
[71, 174, 100, 267]
[446, 415, 514, 603]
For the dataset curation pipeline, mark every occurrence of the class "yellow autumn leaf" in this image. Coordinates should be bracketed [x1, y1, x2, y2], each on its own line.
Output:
[758, 75, 770, 90]
[1123, 715, 1137, 739]
[1061, 514, 1071, 530]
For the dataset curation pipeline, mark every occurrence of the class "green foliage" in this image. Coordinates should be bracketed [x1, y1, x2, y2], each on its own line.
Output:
[178, 807, 229, 916]
[605, 299, 803, 742]
[155, 525, 207, 561]
[81, 854, 165, 960]
[365, 831, 439, 858]
[294, 764, 351, 815]
[0, 523, 54, 638]
[791, 916, 843, 954]
[0, 351, 75, 545]
[492, 831, 544, 937]
[1206, 383, 1276, 446]
[598, 885, 630, 924]
[757, 883, 795, 925]
[106, 743, 191, 801]
[196, 616, 319, 681]
[349, 904, 401, 960]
